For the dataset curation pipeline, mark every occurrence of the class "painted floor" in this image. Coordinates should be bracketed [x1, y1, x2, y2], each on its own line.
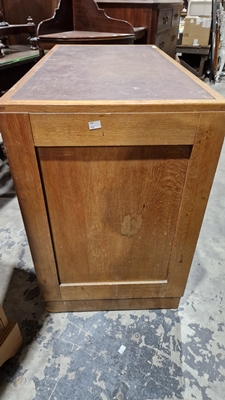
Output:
[0, 79, 225, 400]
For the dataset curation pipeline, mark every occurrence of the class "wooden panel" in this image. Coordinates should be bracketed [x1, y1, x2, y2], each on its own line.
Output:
[37, 0, 136, 52]
[0, 321, 23, 367]
[97, 3, 154, 42]
[165, 112, 225, 297]
[0, 305, 22, 366]
[38, 34, 134, 49]
[0, 114, 60, 301]
[73, 0, 134, 33]
[172, 5, 181, 26]
[31, 112, 198, 146]
[157, 8, 173, 32]
[45, 297, 180, 312]
[2, 0, 58, 25]
[155, 26, 178, 53]
[38, 30, 135, 40]
[38, 146, 191, 291]
[166, 45, 177, 59]
[2, 0, 58, 45]
[60, 281, 167, 300]
[0, 305, 8, 329]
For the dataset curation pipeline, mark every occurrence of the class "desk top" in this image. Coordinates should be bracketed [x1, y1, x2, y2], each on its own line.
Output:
[0, 45, 224, 113]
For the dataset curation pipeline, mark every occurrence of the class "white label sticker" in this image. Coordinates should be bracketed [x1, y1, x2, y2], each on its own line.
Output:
[196, 17, 202, 25]
[88, 120, 102, 130]
[193, 38, 199, 46]
[118, 345, 126, 354]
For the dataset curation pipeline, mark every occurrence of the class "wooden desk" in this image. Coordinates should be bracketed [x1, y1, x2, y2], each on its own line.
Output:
[97, 0, 183, 57]
[0, 45, 224, 312]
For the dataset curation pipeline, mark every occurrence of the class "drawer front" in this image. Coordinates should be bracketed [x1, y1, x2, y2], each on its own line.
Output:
[172, 5, 181, 27]
[30, 112, 197, 147]
[155, 26, 178, 53]
[157, 8, 173, 32]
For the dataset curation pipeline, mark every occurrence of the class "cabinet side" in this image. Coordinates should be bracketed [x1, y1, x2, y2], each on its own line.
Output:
[165, 111, 225, 297]
[0, 113, 61, 302]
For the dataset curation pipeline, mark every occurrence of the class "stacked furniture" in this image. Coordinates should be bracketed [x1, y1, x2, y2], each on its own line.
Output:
[0, 16, 37, 57]
[0, 11, 38, 95]
[97, 0, 183, 57]
[37, 0, 146, 56]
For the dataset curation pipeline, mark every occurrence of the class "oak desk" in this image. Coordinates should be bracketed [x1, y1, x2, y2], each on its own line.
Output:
[0, 45, 224, 312]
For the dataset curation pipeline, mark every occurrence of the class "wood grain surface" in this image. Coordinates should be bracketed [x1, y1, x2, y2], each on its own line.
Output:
[30, 112, 197, 146]
[165, 112, 225, 297]
[38, 145, 191, 290]
[45, 297, 180, 312]
[0, 114, 60, 301]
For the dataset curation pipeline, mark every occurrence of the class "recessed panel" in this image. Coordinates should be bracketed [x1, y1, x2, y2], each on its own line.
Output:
[38, 145, 191, 284]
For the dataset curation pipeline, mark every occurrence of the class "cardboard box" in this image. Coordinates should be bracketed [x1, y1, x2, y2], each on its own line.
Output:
[182, 16, 211, 46]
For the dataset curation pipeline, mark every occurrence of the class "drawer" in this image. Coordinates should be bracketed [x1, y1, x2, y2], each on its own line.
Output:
[157, 8, 173, 33]
[172, 5, 181, 27]
[30, 112, 197, 147]
[155, 26, 178, 53]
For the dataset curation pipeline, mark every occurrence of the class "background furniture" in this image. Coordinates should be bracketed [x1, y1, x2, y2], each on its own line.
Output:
[176, 45, 210, 79]
[37, 0, 146, 56]
[0, 304, 22, 366]
[0, 0, 58, 45]
[0, 44, 224, 312]
[0, 15, 37, 57]
[0, 45, 39, 95]
[96, 0, 183, 57]
[0, 4, 38, 94]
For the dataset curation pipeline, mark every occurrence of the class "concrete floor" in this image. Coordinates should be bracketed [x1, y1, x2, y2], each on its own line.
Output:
[0, 78, 225, 400]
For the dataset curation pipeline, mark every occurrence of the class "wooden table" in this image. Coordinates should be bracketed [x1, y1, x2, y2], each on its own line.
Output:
[0, 45, 224, 312]
[176, 45, 210, 79]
